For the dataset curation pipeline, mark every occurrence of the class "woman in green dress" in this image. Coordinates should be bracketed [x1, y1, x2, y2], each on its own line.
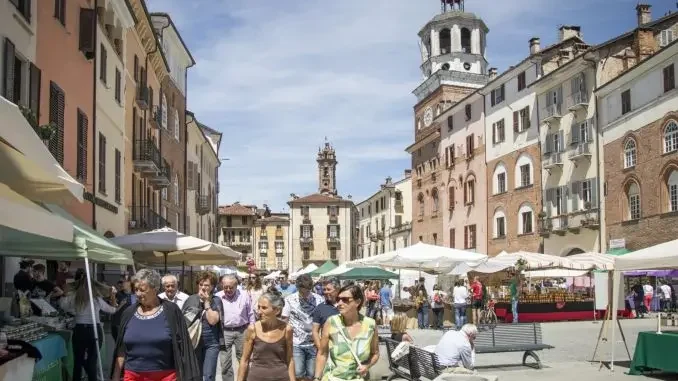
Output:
[314, 284, 380, 381]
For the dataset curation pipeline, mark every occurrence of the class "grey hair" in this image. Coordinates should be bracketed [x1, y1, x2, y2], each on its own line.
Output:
[461, 324, 478, 338]
[259, 289, 285, 312]
[323, 277, 340, 289]
[220, 274, 238, 284]
[161, 274, 178, 286]
[133, 269, 162, 291]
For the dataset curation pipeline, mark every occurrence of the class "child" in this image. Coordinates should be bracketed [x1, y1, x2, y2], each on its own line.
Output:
[390, 313, 414, 343]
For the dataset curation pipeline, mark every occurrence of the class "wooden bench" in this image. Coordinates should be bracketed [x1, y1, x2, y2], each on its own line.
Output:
[381, 337, 442, 381]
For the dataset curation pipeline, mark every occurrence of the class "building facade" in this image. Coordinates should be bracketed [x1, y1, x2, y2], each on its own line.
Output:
[598, 40, 678, 251]
[218, 203, 257, 265]
[357, 172, 412, 258]
[437, 91, 487, 252]
[2, 0, 37, 112]
[288, 142, 355, 270]
[253, 213, 290, 271]
[125, 0, 171, 235]
[94, 0, 135, 237]
[407, 0, 489, 246]
[151, 13, 195, 233]
[186, 111, 221, 242]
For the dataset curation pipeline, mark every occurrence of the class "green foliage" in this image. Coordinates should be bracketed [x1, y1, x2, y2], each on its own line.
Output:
[19, 105, 57, 142]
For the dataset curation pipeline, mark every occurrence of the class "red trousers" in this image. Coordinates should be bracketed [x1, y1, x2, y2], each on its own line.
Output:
[123, 370, 177, 381]
[644, 295, 652, 311]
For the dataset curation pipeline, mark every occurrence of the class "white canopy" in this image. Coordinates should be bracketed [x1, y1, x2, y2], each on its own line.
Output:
[0, 96, 83, 203]
[290, 263, 318, 279]
[353, 242, 486, 271]
[566, 252, 616, 270]
[523, 269, 590, 278]
[320, 264, 350, 278]
[264, 270, 281, 280]
[449, 250, 580, 275]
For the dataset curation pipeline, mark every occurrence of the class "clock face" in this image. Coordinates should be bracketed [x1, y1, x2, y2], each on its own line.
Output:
[463, 62, 471, 71]
[423, 107, 433, 127]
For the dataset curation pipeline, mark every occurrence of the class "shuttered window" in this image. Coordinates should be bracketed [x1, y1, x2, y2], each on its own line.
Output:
[54, 0, 66, 25]
[114, 68, 121, 103]
[99, 44, 107, 84]
[3, 38, 16, 102]
[76, 110, 88, 182]
[29, 63, 41, 118]
[48, 82, 65, 165]
[98, 133, 106, 193]
[11, 0, 31, 22]
[664, 64, 675, 93]
[133, 55, 139, 82]
[115, 149, 121, 203]
[78, 8, 95, 59]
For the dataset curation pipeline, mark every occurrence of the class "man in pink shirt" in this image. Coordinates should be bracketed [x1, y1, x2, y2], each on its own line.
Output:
[215, 274, 254, 381]
[470, 276, 483, 325]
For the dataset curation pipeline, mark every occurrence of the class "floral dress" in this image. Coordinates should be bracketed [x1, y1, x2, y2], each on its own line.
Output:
[323, 314, 376, 381]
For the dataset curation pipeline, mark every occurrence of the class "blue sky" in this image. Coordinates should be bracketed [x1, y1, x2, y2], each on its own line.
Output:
[147, 0, 674, 212]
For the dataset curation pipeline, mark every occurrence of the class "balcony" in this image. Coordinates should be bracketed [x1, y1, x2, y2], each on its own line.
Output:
[327, 236, 341, 247]
[568, 91, 588, 111]
[552, 215, 569, 234]
[390, 222, 411, 235]
[580, 214, 600, 229]
[228, 239, 251, 249]
[275, 246, 284, 255]
[329, 214, 338, 223]
[148, 160, 170, 189]
[136, 86, 149, 110]
[259, 247, 268, 254]
[128, 206, 168, 232]
[196, 195, 210, 215]
[568, 143, 592, 161]
[540, 104, 562, 124]
[300, 236, 313, 247]
[542, 152, 563, 170]
[133, 140, 161, 174]
[538, 218, 552, 237]
[149, 105, 162, 128]
[302, 215, 311, 224]
[370, 233, 377, 242]
[377, 231, 385, 240]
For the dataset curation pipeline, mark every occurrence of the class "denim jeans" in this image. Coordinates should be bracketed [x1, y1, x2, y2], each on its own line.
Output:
[432, 308, 444, 329]
[417, 303, 430, 329]
[293, 345, 317, 379]
[511, 298, 519, 323]
[198, 343, 220, 381]
[454, 303, 466, 329]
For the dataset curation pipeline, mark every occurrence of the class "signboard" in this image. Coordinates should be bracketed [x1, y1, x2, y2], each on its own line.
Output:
[594, 271, 625, 311]
[609, 238, 626, 249]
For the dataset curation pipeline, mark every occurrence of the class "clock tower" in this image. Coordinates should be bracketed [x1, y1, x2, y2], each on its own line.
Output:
[317, 140, 337, 196]
[407, 0, 491, 246]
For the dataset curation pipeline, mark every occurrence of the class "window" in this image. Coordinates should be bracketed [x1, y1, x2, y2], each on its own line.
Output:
[133, 55, 139, 82]
[628, 182, 641, 220]
[464, 178, 475, 205]
[515, 154, 532, 188]
[173, 174, 179, 206]
[513, 106, 530, 133]
[330, 248, 337, 260]
[48, 82, 65, 165]
[445, 145, 455, 167]
[466, 135, 474, 156]
[76, 110, 88, 181]
[439, 28, 451, 54]
[521, 211, 533, 233]
[161, 94, 168, 129]
[621, 89, 631, 115]
[664, 120, 678, 154]
[464, 225, 476, 249]
[578, 120, 590, 143]
[669, 170, 678, 212]
[449, 228, 455, 248]
[448, 186, 455, 210]
[465, 104, 472, 121]
[624, 139, 637, 168]
[418, 193, 424, 216]
[520, 164, 530, 187]
[276, 256, 284, 269]
[460, 28, 471, 53]
[54, 0, 66, 25]
[494, 210, 506, 238]
[492, 119, 505, 144]
[98, 133, 106, 193]
[497, 172, 506, 194]
[660, 29, 675, 47]
[259, 257, 267, 270]
[114, 68, 121, 103]
[174, 109, 180, 140]
[275, 241, 284, 253]
[432, 188, 439, 213]
[162, 187, 167, 200]
[302, 225, 312, 238]
[12, 0, 31, 21]
[114, 149, 121, 203]
[664, 64, 676, 93]
[447, 115, 454, 131]
[490, 84, 505, 106]
[517, 71, 526, 92]
[99, 44, 107, 84]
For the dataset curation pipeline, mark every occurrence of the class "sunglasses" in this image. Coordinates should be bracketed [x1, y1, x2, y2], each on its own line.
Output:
[337, 296, 354, 304]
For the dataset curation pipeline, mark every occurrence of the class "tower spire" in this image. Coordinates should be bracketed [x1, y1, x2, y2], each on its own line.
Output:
[316, 140, 337, 195]
[441, 0, 464, 13]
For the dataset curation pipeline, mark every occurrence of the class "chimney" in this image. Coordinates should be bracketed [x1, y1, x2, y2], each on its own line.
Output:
[489, 67, 498, 79]
[404, 169, 412, 178]
[558, 25, 582, 42]
[636, 3, 651, 26]
[529, 37, 541, 55]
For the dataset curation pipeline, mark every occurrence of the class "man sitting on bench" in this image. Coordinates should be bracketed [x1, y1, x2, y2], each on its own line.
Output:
[434, 324, 477, 374]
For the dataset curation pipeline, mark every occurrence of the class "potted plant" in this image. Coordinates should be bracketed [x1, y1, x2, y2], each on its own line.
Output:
[514, 258, 528, 272]
[584, 201, 592, 210]
[19, 105, 57, 145]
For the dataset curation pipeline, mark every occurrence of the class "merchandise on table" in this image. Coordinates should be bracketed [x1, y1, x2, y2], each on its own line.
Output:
[495, 291, 592, 304]
[0, 322, 47, 342]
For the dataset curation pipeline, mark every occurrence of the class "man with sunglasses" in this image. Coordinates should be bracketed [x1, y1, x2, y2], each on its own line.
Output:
[276, 270, 297, 298]
[282, 274, 324, 381]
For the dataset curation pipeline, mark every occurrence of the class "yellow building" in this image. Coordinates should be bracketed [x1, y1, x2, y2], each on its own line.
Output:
[253, 213, 290, 271]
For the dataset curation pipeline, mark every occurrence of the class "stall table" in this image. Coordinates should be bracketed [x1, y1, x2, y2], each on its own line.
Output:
[628, 330, 678, 375]
[494, 300, 602, 322]
[31, 333, 67, 381]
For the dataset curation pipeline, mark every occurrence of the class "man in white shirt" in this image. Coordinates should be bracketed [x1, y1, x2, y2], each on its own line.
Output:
[434, 324, 477, 372]
[158, 274, 189, 310]
[660, 282, 673, 311]
[643, 283, 654, 313]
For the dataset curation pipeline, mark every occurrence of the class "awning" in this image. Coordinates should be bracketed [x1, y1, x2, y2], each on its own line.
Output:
[334, 267, 398, 280]
[0, 96, 83, 203]
[308, 261, 338, 276]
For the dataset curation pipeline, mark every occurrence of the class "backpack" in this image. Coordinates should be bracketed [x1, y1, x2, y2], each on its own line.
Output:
[433, 291, 442, 304]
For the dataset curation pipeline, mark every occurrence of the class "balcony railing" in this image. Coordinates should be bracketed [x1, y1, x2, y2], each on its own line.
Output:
[327, 236, 341, 246]
[300, 236, 313, 247]
[136, 86, 149, 110]
[196, 195, 210, 215]
[568, 91, 588, 111]
[538, 218, 552, 236]
[228, 239, 251, 248]
[541, 103, 562, 123]
[149, 105, 162, 128]
[128, 206, 168, 232]
[133, 139, 161, 173]
[329, 214, 338, 223]
[542, 152, 563, 169]
[568, 143, 592, 160]
[552, 215, 569, 232]
[148, 159, 170, 189]
[377, 231, 385, 240]
[390, 222, 412, 235]
[302, 215, 311, 224]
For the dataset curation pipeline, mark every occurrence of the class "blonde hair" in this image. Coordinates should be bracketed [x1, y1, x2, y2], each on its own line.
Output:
[390, 313, 409, 334]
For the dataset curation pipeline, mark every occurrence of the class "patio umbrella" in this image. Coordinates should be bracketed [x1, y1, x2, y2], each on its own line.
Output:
[353, 242, 487, 272]
[308, 261, 338, 276]
[335, 267, 398, 280]
[0, 184, 73, 242]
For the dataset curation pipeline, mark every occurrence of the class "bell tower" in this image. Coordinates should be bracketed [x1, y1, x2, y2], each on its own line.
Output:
[317, 139, 337, 195]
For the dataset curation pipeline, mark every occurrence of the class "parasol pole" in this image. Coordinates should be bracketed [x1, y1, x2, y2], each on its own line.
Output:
[84, 257, 105, 381]
[164, 252, 168, 274]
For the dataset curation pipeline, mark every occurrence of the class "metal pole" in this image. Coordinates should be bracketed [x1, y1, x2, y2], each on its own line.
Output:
[84, 257, 105, 381]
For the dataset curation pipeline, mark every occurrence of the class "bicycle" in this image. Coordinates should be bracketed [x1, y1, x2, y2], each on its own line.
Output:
[478, 299, 498, 329]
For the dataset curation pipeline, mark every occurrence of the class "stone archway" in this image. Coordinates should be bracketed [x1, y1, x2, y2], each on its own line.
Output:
[565, 248, 585, 256]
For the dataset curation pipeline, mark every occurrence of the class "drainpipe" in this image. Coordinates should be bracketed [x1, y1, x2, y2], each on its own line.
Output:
[184, 59, 195, 234]
[533, 61, 543, 254]
[583, 53, 602, 253]
[91, 0, 99, 230]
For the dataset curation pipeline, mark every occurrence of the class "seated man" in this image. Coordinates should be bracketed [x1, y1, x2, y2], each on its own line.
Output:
[434, 324, 477, 372]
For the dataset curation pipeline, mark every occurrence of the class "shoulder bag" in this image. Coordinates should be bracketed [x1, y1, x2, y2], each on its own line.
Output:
[327, 319, 368, 381]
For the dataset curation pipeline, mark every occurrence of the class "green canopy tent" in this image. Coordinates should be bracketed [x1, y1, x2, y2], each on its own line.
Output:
[607, 248, 632, 256]
[308, 261, 338, 277]
[335, 267, 398, 281]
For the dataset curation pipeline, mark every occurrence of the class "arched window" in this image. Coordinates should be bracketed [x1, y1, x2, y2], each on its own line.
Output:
[161, 94, 168, 129]
[418, 193, 425, 216]
[174, 109, 180, 140]
[431, 188, 439, 213]
[624, 139, 637, 168]
[493, 208, 506, 238]
[518, 203, 534, 234]
[493, 163, 507, 195]
[668, 170, 678, 212]
[515, 153, 533, 188]
[439, 28, 451, 54]
[461, 28, 472, 53]
[173, 174, 179, 205]
[627, 181, 641, 220]
[664, 120, 678, 153]
[417, 118, 422, 130]
[436, 104, 442, 116]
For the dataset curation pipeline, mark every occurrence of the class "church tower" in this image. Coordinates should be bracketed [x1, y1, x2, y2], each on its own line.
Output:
[317, 140, 337, 195]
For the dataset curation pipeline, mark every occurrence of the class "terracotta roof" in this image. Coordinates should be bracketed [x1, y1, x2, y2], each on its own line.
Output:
[288, 193, 353, 205]
[218, 203, 256, 216]
[257, 215, 290, 224]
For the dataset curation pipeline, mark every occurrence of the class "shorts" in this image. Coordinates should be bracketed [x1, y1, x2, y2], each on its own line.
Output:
[472, 299, 483, 309]
[381, 306, 394, 317]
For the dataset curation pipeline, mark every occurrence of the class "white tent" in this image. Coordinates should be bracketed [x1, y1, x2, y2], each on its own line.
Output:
[353, 242, 486, 271]
[449, 250, 581, 275]
[264, 270, 281, 280]
[566, 252, 616, 270]
[609, 238, 678, 371]
[523, 269, 590, 278]
[290, 263, 318, 279]
[320, 264, 350, 278]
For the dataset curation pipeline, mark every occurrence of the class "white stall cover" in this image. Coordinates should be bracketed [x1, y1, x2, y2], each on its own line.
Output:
[566, 252, 616, 270]
[353, 242, 486, 271]
[613, 239, 678, 271]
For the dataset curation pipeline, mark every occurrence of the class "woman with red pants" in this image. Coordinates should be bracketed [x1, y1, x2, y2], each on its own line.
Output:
[111, 269, 200, 381]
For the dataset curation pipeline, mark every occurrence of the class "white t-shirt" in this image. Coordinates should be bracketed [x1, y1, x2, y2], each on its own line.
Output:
[159, 291, 189, 310]
[660, 284, 672, 299]
[453, 286, 469, 305]
[643, 284, 653, 296]
[434, 330, 474, 369]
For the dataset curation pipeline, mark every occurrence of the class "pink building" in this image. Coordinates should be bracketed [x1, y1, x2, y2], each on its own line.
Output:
[438, 91, 487, 253]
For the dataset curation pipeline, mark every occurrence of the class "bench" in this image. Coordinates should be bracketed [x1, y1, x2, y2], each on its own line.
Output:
[381, 337, 442, 381]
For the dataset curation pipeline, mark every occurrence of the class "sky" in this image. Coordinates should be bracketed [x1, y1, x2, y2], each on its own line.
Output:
[146, 0, 675, 212]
